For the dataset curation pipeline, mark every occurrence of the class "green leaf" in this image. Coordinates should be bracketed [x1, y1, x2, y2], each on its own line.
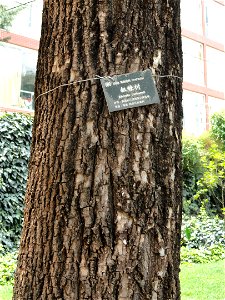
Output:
[0, 113, 33, 252]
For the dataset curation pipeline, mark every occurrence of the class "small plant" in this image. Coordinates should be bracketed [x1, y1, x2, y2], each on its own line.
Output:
[0, 245, 17, 285]
[181, 205, 225, 263]
[181, 207, 225, 249]
[181, 209, 225, 263]
[181, 245, 225, 263]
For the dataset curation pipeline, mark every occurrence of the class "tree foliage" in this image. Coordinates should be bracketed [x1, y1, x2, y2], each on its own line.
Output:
[182, 113, 225, 216]
[182, 135, 204, 212]
[0, 4, 23, 31]
[195, 135, 225, 215]
[211, 111, 225, 149]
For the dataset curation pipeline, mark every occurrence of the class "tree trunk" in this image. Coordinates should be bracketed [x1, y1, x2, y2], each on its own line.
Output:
[13, 1, 183, 299]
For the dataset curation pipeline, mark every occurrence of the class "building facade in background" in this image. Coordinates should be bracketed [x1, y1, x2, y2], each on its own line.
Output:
[182, 0, 225, 135]
[0, 0, 225, 135]
[0, 0, 42, 113]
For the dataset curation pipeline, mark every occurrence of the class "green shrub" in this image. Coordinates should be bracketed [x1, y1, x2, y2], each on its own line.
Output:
[195, 133, 225, 216]
[181, 208, 225, 249]
[0, 113, 33, 251]
[211, 111, 225, 148]
[181, 244, 225, 263]
[181, 207, 225, 263]
[0, 245, 17, 285]
[182, 134, 204, 215]
[182, 131, 225, 216]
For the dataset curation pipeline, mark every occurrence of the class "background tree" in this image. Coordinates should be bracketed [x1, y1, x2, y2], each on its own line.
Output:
[13, 1, 183, 299]
[0, 3, 25, 42]
[0, 4, 24, 30]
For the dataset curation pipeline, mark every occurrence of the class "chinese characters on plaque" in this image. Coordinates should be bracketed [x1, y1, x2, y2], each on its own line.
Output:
[100, 69, 160, 112]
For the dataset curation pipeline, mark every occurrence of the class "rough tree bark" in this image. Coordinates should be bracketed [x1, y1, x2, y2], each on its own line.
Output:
[13, 0, 183, 299]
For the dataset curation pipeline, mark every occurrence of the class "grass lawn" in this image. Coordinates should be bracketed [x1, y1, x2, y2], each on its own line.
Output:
[0, 285, 13, 300]
[180, 260, 225, 299]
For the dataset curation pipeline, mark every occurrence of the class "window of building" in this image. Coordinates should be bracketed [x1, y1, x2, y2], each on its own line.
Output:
[181, 0, 203, 34]
[205, 0, 225, 44]
[20, 49, 37, 109]
[0, 43, 37, 110]
[206, 46, 225, 93]
[183, 90, 206, 136]
[182, 37, 205, 86]
[208, 97, 225, 121]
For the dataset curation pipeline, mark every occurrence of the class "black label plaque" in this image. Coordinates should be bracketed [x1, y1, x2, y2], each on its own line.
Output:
[100, 69, 160, 112]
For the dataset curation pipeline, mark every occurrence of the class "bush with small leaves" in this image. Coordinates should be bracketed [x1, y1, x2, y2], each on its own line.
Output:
[181, 244, 225, 263]
[182, 134, 204, 215]
[211, 111, 225, 148]
[181, 208, 224, 249]
[0, 113, 33, 251]
[0, 245, 17, 285]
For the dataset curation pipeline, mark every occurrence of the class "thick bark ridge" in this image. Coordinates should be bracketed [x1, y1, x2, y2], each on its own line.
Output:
[13, 0, 183, 299]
